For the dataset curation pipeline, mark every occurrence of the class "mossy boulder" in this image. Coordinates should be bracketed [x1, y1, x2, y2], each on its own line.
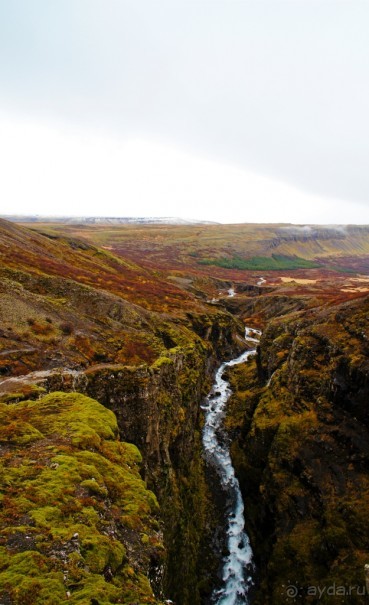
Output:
[0, 392, 164, 605]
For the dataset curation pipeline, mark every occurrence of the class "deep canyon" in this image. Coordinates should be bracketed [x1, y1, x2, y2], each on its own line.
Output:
[1, 219, 369, 605]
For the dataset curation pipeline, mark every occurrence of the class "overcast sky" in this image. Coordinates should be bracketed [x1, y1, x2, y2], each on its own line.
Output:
[0, 0, 368, 224]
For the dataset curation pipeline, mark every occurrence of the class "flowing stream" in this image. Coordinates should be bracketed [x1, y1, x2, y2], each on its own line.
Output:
[202, 327, 261, 605]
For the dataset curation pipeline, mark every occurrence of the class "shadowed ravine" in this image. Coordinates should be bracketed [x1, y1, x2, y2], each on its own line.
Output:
[202, 327, 261, 605]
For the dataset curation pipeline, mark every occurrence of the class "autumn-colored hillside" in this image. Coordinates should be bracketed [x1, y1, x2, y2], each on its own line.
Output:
[24, 221, 369, 302]
[0, 218, 244, 381]
[2, 218, 367, 383]
[2, 216, 362, 389]
[2, 217, 369, 604]
[24, 221, 369, 267]
[0, 218, 197, 313]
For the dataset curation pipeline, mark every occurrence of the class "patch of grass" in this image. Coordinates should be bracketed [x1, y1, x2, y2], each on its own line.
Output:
[199, 254, 320, 271]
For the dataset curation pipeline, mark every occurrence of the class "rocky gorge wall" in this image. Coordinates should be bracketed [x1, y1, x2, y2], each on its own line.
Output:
[1, 310, 245, 605]
[226, 294, 369, 604]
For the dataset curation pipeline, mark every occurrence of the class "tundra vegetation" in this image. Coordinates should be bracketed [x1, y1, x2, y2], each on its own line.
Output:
[1, 217, 369, 604]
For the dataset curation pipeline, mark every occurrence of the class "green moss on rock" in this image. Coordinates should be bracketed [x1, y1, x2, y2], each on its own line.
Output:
[0, 392, 164, 605]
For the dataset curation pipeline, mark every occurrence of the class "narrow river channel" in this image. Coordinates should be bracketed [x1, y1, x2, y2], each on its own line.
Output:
[202, 327, 261, 605]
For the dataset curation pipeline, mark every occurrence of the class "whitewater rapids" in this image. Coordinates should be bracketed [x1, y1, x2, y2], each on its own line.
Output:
[201, 327, 260, 605]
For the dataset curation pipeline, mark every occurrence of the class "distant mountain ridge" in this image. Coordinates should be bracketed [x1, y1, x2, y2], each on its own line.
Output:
[0, 215, 218, 225]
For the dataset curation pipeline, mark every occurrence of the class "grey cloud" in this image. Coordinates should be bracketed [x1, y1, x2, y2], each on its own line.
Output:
[0, 0, 368, 206]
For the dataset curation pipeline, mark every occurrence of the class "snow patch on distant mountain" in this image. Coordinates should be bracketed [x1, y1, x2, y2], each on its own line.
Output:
[0, 215, 218, 226]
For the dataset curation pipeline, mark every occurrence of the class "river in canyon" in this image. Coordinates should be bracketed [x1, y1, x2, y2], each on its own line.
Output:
[202, 327, 260, 605]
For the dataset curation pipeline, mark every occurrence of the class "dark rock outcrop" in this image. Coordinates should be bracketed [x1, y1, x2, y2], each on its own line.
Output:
[227, 295, 369, 604]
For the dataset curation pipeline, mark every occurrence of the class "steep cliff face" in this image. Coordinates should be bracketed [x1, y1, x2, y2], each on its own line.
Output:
[227, 295, 369, 604]
[55, 338, 220, 604]
[79, 316, 242, 604]
[0, 307, 243, 605]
